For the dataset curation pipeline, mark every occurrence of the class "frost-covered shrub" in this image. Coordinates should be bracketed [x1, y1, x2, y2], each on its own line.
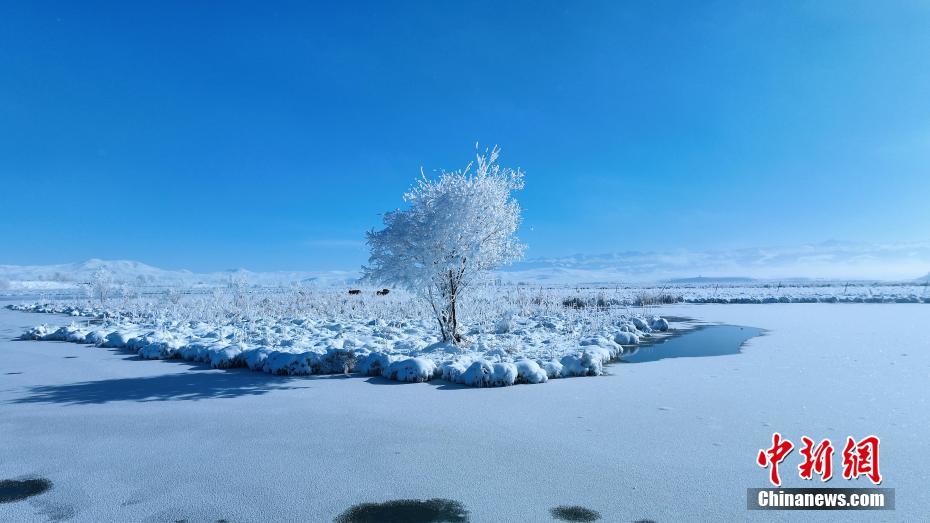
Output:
[630, 317, 651, 332]
[488, 362, 518, 387]
[559, 350, 607, 377]
[514, 359, 548, 384]
[614, 331, 640, 345]
[19, 324, 58, 341]
[176, 342, 214, 363]
[19, 324, 53, 340]
[459, 360, 495, 387]
[579, 336, 620, 356]
[102, 331, 132, 348]
[385, 357, 436, 382]
[63, 324, 88, 343]
[210, 345, 246, 369]
[242, 347, 273, 371]
[85, 330, 107, 345]
[138, 341, 180, 360]
[541, 359, 564, 379]
[442, 359, 520, 387]
[316, 348, 358, 374]
[650, 317, 670, 331]
[254, 349, 360, 376]
[494, 311, 514, 334]
[466, 360, 518, 387]
[356, 352, 396, 376]
[264, 351, 314, 376]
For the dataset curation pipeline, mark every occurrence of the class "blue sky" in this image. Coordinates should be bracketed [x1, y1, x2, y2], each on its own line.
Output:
[1, 1, 928, 272]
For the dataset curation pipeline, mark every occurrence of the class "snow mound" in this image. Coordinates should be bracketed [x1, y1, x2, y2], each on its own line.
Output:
[541, 359, 563, 379]
[440, 358, 524, 387]
[630, 317, 652, 332]
[19, 324, 56, 341]
[651, 317, 670, 331]
[559, 349, 610, 377]
[614, 331, 640, 345]
[356, 352, 396, 376]
[384, 357, 436, 382]
[514, 359, 548, 384]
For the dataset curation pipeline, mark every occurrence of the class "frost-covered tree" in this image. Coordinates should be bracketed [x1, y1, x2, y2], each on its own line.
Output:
[363, 145, 525, 343]
[90, 268, 113, 305]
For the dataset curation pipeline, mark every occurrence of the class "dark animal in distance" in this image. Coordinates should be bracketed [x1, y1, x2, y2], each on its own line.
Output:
[348, 289, 361, 295]
[376, 289, 390, 296]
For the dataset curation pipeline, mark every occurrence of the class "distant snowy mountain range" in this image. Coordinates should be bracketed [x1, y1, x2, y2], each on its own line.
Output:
[0, 259, 357, 291]
[499, 241, 930, 283]
[1, 242, 928, 292]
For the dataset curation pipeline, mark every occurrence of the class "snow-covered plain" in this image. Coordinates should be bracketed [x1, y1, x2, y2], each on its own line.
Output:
[5, 279, 928, 390]
[1, 302, 926, 521]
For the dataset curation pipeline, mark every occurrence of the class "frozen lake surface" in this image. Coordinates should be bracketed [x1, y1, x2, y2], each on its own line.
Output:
[0, 304, 927, 521]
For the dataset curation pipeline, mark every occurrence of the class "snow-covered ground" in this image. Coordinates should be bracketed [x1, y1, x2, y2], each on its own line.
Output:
[6, 291, 678, 387]
[5, 279, 927, 390]
[3, 257, 928, 303]
[1, 303, 925, 521]
[540, 281, 929, 304]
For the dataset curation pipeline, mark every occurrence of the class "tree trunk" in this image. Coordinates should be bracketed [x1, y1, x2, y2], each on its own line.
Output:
[447, 270, 461, 343]
[431, 271, 463, 345]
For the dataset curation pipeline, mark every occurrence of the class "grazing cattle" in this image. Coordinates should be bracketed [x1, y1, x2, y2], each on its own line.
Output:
[376, 288, 390, 296]
[348, 289, 362, 295]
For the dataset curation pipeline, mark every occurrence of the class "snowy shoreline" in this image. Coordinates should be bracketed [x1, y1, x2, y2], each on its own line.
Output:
[9, 302, 679, 388]
[9, 276, 923, 389]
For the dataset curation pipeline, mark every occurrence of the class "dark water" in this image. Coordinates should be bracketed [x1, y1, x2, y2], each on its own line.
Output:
[335, 499, 468, 523]
[619, 324, 763, 363]
[550, 505, 601, 521]
[0, 478, 52, 503]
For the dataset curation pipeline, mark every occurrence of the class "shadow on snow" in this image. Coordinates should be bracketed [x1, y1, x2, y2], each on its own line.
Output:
[11, 370, 310, 405]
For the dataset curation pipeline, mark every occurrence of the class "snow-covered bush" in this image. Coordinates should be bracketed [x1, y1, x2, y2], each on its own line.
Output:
[356, 352, 395, 376]
[514, 359, 548, 384]
[650, 317, 670, 331]
[494, 310, 514, 334]
[614, 331, 640, 345]
[363, 145, 525, 343]
[559, 350, 606, 377]
[384, 357, 436, 382]
[440, 358, 526, 387]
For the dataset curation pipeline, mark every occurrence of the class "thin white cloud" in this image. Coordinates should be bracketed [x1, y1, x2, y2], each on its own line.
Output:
[501, 241, 930, 282]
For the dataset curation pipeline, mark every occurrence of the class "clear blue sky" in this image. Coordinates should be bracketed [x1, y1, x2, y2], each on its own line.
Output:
[1, 1, 928, 272]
